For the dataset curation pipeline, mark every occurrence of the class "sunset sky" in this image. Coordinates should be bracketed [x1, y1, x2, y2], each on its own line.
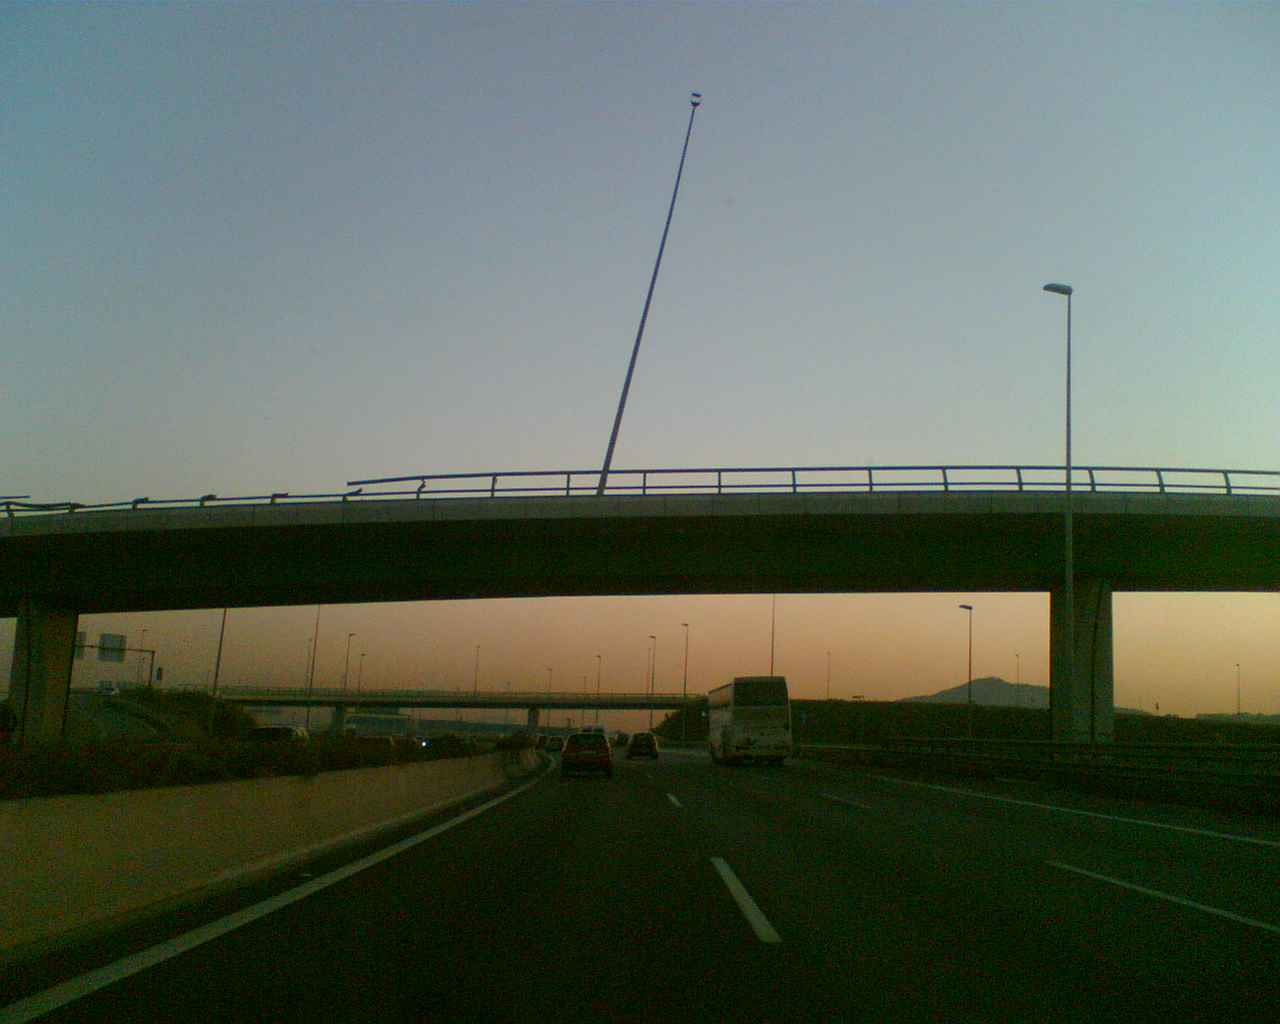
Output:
[4, 3, 1277, 722]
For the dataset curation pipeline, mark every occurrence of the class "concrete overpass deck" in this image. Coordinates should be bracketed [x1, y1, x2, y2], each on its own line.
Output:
[5, 465, 1276, 744]
[217, 687, 701, 712]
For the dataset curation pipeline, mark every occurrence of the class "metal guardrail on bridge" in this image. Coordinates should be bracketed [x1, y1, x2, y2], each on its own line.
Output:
[4, 465, 1277, 516]
[216, 686, 701, 709]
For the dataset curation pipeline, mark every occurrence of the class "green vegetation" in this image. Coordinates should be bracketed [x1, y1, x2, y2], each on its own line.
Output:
[0, 732, 493, 800]
[0, 687, 495, 800]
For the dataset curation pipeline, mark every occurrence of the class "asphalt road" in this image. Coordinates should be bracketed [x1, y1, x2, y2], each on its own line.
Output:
[4, 748, 1278, 1023]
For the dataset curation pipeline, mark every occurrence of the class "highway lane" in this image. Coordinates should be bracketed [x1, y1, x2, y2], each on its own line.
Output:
[4, 748, 1277, 1022]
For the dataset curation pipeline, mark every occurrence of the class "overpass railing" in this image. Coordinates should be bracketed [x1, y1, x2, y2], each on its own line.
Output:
[216, 686, 700, 707]
[5, 465, 1277, 516]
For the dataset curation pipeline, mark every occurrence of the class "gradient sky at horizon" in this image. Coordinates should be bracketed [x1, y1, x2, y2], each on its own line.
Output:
[3, 3, 1277, 722]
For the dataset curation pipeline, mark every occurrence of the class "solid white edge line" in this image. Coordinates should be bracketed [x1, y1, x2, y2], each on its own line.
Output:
[1046, 861, 1280, 936]
[874, 776, 1280, 848]
[710, 857, 781, 944]
[0, 779, 541, 1024]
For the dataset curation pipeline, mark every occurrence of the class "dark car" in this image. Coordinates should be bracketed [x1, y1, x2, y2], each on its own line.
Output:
[560, 731, 613, 777]
[246, 725, 309, 743]
[625, 731, 659, 759]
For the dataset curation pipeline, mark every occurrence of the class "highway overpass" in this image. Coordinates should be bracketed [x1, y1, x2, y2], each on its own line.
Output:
[5, 465, 1277, 744]
[217, 686, 702, 732]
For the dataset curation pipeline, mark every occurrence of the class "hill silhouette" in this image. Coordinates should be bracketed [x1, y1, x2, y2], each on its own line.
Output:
[899, 677, 1048, 708]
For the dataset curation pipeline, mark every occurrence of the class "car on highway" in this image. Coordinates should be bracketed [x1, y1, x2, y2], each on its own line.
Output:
[559, 731, 613, 777]
[246, 725, 309, 743]
[544, 735, 565, 753]
[625, 731, 659, 759]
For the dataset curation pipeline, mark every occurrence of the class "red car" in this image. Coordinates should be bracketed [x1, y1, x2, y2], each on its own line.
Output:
[560, 731, 613, 777]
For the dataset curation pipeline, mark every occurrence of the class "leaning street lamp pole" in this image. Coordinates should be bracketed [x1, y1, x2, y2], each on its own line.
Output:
[597, 93, 702, 496]
[1043, 283, 1076, 741]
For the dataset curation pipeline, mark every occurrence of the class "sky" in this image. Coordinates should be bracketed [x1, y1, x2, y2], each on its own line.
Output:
[3, 3, 1277, 723]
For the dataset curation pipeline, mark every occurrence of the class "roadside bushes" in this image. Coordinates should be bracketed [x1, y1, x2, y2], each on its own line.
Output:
[0, 732, 490, 800]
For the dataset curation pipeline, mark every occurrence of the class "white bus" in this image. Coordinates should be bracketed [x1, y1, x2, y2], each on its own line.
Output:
[707, 676, 792, 765]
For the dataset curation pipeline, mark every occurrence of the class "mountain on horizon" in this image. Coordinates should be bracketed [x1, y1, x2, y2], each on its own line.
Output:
[900, 677, 1048, 709]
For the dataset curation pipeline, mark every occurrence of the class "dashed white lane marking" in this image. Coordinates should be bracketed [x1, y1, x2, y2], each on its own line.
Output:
[667, 793, 682, 808]
[1047, 861, 1280, 936]
[710, 857, 782, 943]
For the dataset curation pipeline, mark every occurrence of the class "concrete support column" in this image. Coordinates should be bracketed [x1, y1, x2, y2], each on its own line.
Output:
[1049, 579, 1114, 743]
[330, 706, 348, 734]
[8, 598, 79, 745]
[525, 707, 540, 732]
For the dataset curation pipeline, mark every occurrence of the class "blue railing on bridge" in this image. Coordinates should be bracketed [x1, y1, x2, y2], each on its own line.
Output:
[4, 465, 1277, 517]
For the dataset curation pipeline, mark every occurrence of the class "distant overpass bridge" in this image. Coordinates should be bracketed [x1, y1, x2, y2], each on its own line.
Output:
[5, 465, 1277, 745]
[218, 686, 702, 733]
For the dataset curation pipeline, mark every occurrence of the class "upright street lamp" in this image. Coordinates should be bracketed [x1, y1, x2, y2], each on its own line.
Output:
[306, 605, 321, 731]
[595, 654, 602, 726]
[342, 633, 356, 692]
[1043, 282, 1076, 741]
[357, 652, 366, 693]
[681, 623, 690, 741]
[211, 609, 228, 700]
[648, 635, 657, 729]
[959, 604, 974, 738]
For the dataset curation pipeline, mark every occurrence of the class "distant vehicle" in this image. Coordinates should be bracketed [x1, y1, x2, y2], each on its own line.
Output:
[625, 732, 659, 759]
[614, 732, 630, 749]
[707, 676, 791, 765]
[580, 725, 606, 736]
[534, 734, 549, 750]
[560, 731, 613, 777]
[247, 725, 309, 743]
[544, 735, 565, 753]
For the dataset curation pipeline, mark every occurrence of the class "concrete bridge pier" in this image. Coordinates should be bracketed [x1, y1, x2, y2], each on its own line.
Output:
[330, 705, 348, 734]
[1050, 579, 1114, 743]
[7, 597, 79, 745]
[526, 707, 540, 732]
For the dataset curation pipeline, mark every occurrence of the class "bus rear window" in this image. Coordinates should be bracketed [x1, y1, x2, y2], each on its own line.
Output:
[734, 677, 788, 706]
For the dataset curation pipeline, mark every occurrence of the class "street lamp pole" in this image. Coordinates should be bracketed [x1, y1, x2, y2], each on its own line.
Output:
[681, 623, 690, 741]
[959, 604, 974, 738]
[342, 633, 355, 693]
[306, 605, 321, 731]
[595, 654, 602, 726]
[648, 635, 657, 729]
[1044, 283, 1076, 741]
[211, 608, 228, 700]
[597, 93, 702, 495]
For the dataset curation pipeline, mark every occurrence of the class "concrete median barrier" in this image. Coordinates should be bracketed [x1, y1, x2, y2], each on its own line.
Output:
[1, 749, 541, 962]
